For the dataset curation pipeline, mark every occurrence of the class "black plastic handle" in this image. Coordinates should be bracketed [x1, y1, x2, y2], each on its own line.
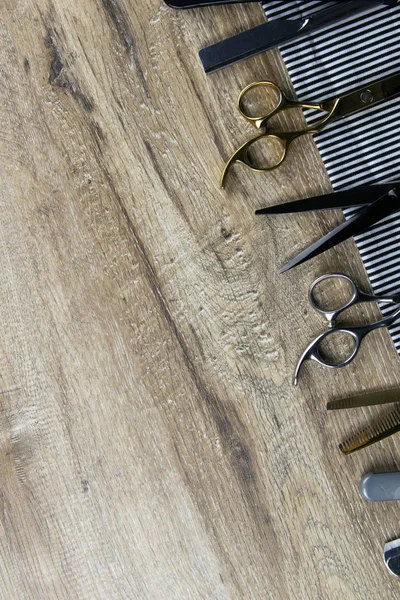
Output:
[164, 0, 259, 7]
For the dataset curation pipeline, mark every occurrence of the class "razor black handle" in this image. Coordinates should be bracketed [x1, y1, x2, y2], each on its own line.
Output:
[164, 1, 259, 7]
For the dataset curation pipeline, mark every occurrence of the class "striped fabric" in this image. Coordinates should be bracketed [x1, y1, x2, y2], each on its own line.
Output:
[261, 0, 400, 352]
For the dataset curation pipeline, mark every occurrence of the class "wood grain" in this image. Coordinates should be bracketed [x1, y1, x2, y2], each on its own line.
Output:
[1, 1, 400, 597]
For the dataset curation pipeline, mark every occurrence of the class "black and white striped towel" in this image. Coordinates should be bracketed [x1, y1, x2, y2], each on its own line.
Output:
[261, 0, 400, 352]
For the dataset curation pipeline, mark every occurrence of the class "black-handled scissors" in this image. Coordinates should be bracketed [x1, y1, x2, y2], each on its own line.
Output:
[256, 182, 400, 273]
[221, 72, 400, 187]
[294, 273, 400, 385]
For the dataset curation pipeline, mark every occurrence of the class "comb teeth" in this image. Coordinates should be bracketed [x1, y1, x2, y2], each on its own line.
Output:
[339, 408, 400, 454]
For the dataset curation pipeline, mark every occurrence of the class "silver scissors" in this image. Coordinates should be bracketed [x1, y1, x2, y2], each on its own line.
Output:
[294, 273, 400, 385]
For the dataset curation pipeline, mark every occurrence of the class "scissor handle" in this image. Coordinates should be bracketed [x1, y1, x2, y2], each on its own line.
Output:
[293, 327, 361, 385]
[294, 306, 400, 385]
[220, 81, 332, 187]
[308, 273, 359, 327]
[237, 81, 327, 129]
[220, 130, 290, 188]
[312, 328, 361, 368]
[237, 81, 288, 129]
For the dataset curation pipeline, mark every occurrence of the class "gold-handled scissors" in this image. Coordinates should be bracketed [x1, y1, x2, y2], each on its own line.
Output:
[220, 72, 400, 188]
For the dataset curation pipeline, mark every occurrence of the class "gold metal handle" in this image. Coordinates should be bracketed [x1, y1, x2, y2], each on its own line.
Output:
[237, 81, 285, 129]
[220, 132, 289, 188]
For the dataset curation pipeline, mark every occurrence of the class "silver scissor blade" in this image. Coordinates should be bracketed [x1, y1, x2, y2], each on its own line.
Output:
[327, 388, 400, 410]
[199, 18, 306, 73]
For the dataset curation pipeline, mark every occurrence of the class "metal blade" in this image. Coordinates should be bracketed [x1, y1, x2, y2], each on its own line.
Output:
[327, 388, 400, 410]
[165, 0, 257, 7]
[199, 0, 394, 73]
[199, 18, 306, 73]
[255, 184, 396, 215]
[279, 188, 400, 273]
[339, 407, 400, 454]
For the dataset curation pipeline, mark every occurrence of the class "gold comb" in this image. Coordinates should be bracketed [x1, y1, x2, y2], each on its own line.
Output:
[339, 407, 400, 454]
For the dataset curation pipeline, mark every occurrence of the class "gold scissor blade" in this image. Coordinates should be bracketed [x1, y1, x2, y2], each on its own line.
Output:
[339, 407, 400, 454]
[327, 388, 400, 410]
[328, 72, 400, 122]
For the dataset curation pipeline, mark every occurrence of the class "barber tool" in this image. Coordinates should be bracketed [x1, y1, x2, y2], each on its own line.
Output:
[294, 273, 400, 385]
[165, 1, 257, 7]
[360, 471, 400, 501]
[327, 388, 400, 410]
[384, 539, 400, 577]
[256, 182, 400, 273]
[200, 0, 399, 73]
[220, 72, 400, 187]
[339, 407, 400, 453]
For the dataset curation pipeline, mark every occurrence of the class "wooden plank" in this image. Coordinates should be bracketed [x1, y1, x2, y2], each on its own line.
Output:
[0, 0, 399, 597]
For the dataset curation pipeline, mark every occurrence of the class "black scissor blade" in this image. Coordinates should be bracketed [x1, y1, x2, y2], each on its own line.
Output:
[255, 184, 397, 215]
[199, 18, 306, 73]
[165, 0, 257, 7]
[199, 0, 394, 73]
[279, 188, 400, 273]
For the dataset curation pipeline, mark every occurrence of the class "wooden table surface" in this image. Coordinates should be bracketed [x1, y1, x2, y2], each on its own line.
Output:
[2, 1, 400, 598]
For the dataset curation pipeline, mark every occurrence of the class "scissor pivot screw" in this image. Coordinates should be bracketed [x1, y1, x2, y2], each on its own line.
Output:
[360, 90, 374, 104]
